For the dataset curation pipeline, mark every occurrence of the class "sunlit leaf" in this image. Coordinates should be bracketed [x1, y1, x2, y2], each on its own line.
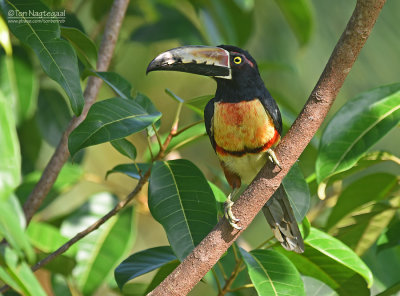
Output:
[279, 227, 373, 295]
[274, 0, 314, 46]
[332, 197, 400, 256]
[0, 91, 20, 201]
[326, 173, 398, 230]
[148, 159, 218, 260]
[0, 0, 84, 115]
[302, 276, 338, 296]
[61, 27, 98, 68]
[316, 84, 400, 184]
[61, 193, 136, 295]
[26, 221, 77, 256]
[0, 195, 34, 262]
[114, 246, 177, 290]
[68, 97, 161, 156]
[1, 247, 46, 296]
[240, 248, 305, 296]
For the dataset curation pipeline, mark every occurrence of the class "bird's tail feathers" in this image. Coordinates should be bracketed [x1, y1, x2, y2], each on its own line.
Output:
[262, 185, 304, 253]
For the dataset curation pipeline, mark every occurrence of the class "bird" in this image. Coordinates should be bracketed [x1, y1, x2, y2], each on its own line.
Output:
[147, 45, 304, 253]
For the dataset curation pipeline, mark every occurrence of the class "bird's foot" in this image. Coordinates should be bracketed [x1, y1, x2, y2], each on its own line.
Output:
[224, 193, 242, 230]
[267, 149, 281, 169]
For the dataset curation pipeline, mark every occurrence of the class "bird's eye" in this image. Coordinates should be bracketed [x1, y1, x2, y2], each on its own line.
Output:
[233, 56, 242, 64]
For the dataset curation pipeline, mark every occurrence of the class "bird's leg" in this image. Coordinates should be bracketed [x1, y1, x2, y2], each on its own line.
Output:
[224, 187, 242, 230]
[267, 148, 281, 169]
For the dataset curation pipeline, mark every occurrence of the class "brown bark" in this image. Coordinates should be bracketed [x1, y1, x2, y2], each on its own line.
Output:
[22, 0, 131, 223]
[147, 0, 387, 295]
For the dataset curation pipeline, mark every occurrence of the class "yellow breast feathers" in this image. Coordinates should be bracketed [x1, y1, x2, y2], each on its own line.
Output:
[213, 99, 276, 152]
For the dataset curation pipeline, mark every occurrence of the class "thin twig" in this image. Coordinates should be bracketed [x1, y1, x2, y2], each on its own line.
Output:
[147, 1, 387, 295]
[211, 267, 222, 293]
[22, 0, 131, 224]
[218, 259, 243, 296]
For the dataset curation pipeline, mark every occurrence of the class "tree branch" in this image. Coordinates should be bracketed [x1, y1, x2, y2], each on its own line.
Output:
[147, 0, 386, 295]
[22, 0, 130, 224]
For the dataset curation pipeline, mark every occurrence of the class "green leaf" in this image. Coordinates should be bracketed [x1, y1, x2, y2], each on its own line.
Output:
[68, 97, 161, 156]
[1, 0, 84, 115]
[302, 276, 338, 296]
[326, 173, 398, 230]
[282, 163, 310, 222]
[193, 0, 254, 46]
[375, 281, 400, 296]
[111, 138, 137, 161]
[316, 84, 400, 184]
[61, 193, 136, 295]
[0, 195, 34, 262]
[144, 259, 180, 294]
[106, 163, 151, 180]
[26, 221, 77, 256]
[240, 248, 305, 296]
[0, 91, 20, 201]
[208, 181, 227, 203]
[91, 71, 132, 99]
[274, 0, 314, 46]
[184, 94, 214, 116]
[317, 151, 400, 200]
[36, 88, 72, 147]
[130, 4, 204, 44]
[114, 246, 177, 290]
[1, 247, 47, 296]
[148, 159, 218, 261]
[279, 227, 373, 295]
[377, 219, 400, 252]
[332, 197, 400, 256]
[61, 27, 98, 68]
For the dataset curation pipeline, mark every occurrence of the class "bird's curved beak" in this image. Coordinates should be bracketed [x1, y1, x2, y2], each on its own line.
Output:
[146, 46, 231, 79]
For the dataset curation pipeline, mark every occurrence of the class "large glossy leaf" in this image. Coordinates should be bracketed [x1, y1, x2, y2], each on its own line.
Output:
[114, 246, 177, 290]
[279, 227, 373, 296]
[68, 97, 161, 156]
[316, 84, 400, 184]
[91, 71, 132, 99]
[240, 248, 305, 296]
[36, 88, 72, 147]
[1, 247, 46, 296]
[61, 193, 136, 295]
[326, 173, 398, 230]
[332, 197, 400, 256]
[0, 91, 20, 201]
[1, 0, 84, 115]
[274, 0, 314, 46]
[148, 159, 218, 261]
[61, 27, 97, 68]
[282, 162, 310, 222]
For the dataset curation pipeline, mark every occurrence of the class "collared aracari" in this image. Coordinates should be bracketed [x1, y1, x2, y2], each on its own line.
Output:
[147, 45, 304, 253]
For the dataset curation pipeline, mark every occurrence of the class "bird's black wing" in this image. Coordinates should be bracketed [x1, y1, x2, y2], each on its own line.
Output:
[204, 97, 216, 151]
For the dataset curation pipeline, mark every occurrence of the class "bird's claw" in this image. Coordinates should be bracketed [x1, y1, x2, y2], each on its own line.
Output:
[224, 198, 242, 230]
[267, 149, 281, 169]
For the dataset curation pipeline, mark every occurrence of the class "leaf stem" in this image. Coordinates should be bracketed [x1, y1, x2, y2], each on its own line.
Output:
[152, 123, 163, 150]
[218, 258, 244, 296]
[229, 283, 254, 292]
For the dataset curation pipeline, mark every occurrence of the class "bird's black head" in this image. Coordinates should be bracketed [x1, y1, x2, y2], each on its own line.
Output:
[146, 45, 266, 101]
